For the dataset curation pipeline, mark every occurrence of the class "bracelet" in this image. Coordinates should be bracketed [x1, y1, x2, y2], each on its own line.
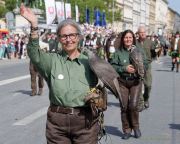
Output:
[31, 26, 38, 32]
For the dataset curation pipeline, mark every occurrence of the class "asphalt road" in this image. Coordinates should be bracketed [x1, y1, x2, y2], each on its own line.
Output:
[0, 56, 180, 144]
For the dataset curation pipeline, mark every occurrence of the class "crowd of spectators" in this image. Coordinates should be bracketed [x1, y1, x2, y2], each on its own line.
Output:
[0, 23, 173, 62]
[0, 33, 28, 60]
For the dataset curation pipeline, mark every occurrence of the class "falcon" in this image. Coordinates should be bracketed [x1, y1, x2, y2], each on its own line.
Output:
[129, 45, 145, 80]
[83, 47, 124, 108]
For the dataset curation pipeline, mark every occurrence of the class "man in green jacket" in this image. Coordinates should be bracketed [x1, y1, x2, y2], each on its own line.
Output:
[136, 26, 155, 111]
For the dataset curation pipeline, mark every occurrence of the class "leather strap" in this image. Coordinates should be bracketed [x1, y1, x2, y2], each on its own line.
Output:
[49, 105, 88, 115]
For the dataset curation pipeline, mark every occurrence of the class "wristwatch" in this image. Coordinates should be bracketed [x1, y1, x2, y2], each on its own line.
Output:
[31, 26, 38, 32]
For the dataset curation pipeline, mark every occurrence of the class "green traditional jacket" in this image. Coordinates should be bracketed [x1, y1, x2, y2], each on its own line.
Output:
[27, 37, 97, 107]
[110, 46, 148, 76]
[110, 48, 131, 75]
[136, 38, 155, 64]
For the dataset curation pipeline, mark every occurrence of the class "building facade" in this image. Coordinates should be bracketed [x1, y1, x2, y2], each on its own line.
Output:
[116, 0, 150, 33]
[166, 7, 176, 35]
[149, 0, 156, 35]
[145, 0, 150, 33]
[132, 0, 141, 32]
[173, 13, 180, 33]
[123, 0, 133, 31]
[112, 0, 124, 32]
[155, 0, 168, 35]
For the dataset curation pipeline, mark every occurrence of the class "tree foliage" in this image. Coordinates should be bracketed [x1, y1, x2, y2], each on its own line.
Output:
[5, 0, 17, 11]
[69, 0, 122, 24]
[0, 5, 8, 18]
[1, 0, 122, 24]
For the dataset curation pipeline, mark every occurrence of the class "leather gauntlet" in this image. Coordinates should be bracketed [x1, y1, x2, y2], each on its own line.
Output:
[84, 88, 107, 117]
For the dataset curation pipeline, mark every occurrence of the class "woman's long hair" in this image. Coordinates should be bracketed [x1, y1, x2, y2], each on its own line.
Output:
[119, 29, 136, 50]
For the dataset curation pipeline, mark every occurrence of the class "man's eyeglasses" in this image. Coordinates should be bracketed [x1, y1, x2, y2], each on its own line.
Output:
[59, 33, 79, 40]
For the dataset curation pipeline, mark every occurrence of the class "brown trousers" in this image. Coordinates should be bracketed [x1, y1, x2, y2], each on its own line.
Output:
[29, 62, 44, 92]
[46, 107, 100, 144]
[118, 78, 142, 133]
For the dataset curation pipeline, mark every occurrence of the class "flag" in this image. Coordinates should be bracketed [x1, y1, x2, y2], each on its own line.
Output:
[101, 11, 106, 27]
[86, 8, 90, 24]
[94, 8, 101, 26]
[44, 0, 56, 25]
[75, 5, 79, 22]
[55, 1, 65, 23]
[65, 3, 72, 19]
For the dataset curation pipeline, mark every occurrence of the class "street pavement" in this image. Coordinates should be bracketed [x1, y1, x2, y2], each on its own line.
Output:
[0, 55, 180, 144]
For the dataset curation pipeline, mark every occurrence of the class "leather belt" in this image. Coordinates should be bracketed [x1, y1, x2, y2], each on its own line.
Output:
[49, 105, 88, 115]
[120, 75, 137, 81]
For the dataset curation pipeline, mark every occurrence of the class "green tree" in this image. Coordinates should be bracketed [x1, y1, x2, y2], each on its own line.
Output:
[105, 0, 122, 22]
[0, 5, 8, 18]
[5, 0, 17, 11]
[3, 0, 121, 24]
[69, 0, 122, 24]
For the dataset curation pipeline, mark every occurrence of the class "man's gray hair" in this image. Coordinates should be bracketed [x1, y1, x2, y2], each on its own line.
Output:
[137, 25, 146, 32]
[56, 19, 82, 36]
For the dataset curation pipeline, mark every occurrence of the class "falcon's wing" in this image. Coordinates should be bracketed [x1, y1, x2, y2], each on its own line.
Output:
[83, 48, 124, 108]
[129, 47, 145, 79]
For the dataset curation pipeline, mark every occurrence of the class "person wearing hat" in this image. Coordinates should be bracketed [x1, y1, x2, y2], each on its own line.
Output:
[170, 31, 180, 72]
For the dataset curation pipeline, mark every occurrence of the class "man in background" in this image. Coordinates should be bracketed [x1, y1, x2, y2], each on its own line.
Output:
[136, 26, 155, 111]
[29, 61, 44, 96]
[170, 32, 180, 72]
